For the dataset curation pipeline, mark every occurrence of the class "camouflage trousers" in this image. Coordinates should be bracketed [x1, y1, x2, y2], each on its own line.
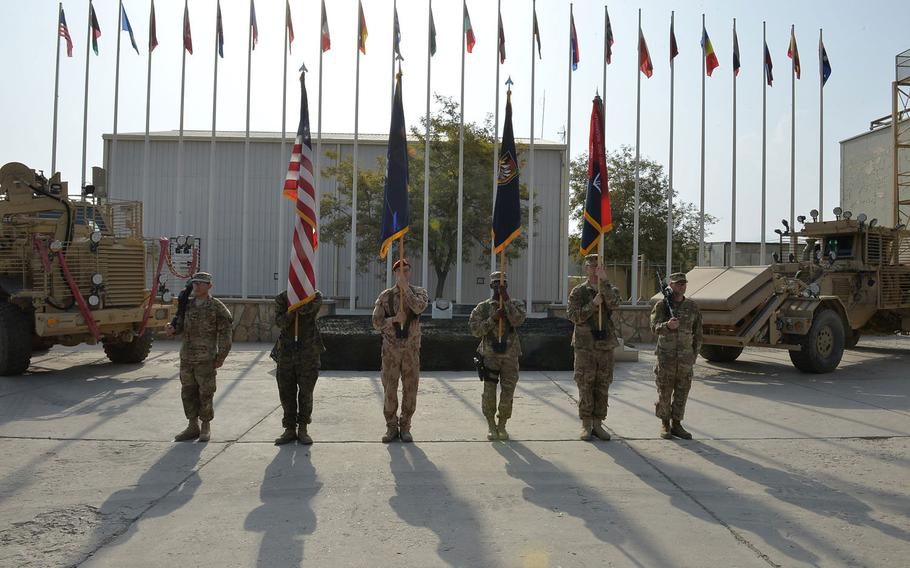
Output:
[573, 348, 614, 420]
[654, 359, 694, 421]
[276, 356, 320, 428]
[381, 344, 420, 430]
[180, 361, 217, 422]
[481, 354, 519, 421]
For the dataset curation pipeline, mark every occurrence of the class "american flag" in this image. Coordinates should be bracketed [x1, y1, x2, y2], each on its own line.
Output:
[283, 73, 318, 309]
[58, 5, 73, 57]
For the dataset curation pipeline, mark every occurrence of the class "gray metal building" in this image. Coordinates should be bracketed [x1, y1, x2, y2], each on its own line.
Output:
[103, 131, 567, 309]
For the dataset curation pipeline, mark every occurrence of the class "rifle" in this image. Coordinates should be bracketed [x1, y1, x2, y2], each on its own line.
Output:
[654, 269, 677, 320]
[170, 280, 194, 330]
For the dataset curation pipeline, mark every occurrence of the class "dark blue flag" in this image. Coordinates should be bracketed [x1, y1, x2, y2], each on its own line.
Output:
[121, 5, 139, 54]
[819, 38, 831, 86]
[492, 87, 522, 254]
[379, 72, 410, 259]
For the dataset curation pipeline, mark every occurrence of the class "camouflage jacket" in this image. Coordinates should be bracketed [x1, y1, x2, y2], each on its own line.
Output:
[567, 279, 621, 350]
[468, 298, 527, 358]
[371, 284, 430, 349]
[650, 297, 703, 363]
[176, 296, 233, 364]
[273, 290, 325, 361]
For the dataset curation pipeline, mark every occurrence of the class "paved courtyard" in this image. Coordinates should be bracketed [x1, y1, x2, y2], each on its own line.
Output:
[1, 336, 908, 567]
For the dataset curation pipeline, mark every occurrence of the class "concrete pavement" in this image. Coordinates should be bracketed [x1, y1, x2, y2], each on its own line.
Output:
[0, 336, 908, 567]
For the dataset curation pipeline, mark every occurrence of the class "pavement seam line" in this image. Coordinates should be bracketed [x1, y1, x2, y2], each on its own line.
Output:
[540, 370, 782, 568]
[74, 403, 283, 566]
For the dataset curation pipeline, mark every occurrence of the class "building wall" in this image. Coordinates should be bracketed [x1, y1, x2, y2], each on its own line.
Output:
[104, 132, 566, 308]
[840, 120, 910, 227]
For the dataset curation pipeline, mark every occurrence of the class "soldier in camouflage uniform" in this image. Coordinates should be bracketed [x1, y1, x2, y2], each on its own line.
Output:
[371, 259, 429, 443]
[649, 272, 703, 439]
[272, 290, 325, 446]
[469, 271, 527, 441]
[567, 254, 621, 441]
[165, 272, 233, 443]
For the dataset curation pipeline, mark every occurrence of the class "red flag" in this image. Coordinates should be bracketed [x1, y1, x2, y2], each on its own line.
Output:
[638, 29, 653, 78]
[464, 3, 475, 53]
[580, 95, 612, 253]
[286, 0, 294, 52]
[182, 1, 192, 54]
[788, 26, 801, 79]
[148, 0, 158, 52]
[320, 0, 330, 52]
[669, 18, 678, 60]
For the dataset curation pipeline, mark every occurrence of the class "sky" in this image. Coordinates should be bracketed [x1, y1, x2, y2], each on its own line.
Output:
[1, 0, 907, 244]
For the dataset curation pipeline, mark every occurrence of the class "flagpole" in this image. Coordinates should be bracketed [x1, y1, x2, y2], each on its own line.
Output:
[491, 0, 501, 275]
[52, 3, 62, 175]
[142, 0, 153, 231]
[631, 8, 642, 303]
[456, 0, 466, 305]
[422, 0, 432, 291]
[527, 0, 537, 315]
[350, 6, 362, 312]
[80, 0, 92, 191]
[761, 21, 767, 261]
[563, 3, 573, 305]
[207, 2, 219, 274]
[316, 1, 325, 278]
[387, 0, 397, 289]
[731, 18, 737, 267]
[176, 1, 188, 234]
[698, 13, 706, 266]
[242, 0, 253, 298]
[111, 1, 123, 196]
[790, 24, 796, 251]
[602, 6, 607, 123]
[819, 27, 824, 221]
[279, 2, 288, 287]
[667, 11, 675, 277]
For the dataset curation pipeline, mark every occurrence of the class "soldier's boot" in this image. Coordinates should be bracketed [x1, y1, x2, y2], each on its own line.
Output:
[381, 426, 399, 444]
[497, 417, 509, 441]
[591, 419, 611, 441]
[297, 424, 313, 445]
[671, 420, 693, 440]
[579, 418, 593, 441]
[197, 421, 211, 443]
[399, 427, 413, 443]
[174, 418, 200, 442]
[274, 427, 297, 446]
[659, 420, 673, 439]
[485, 416, 498, 441]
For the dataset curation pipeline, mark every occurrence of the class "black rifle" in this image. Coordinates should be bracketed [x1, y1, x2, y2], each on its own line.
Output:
[654, 269, 677, 320]
[170, 281, 194, 330]
[472, 350, 500, 384]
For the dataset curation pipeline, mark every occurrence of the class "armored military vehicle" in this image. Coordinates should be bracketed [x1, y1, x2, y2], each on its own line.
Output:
[0, 162, 178, 375]
[674, 209, 910, 373]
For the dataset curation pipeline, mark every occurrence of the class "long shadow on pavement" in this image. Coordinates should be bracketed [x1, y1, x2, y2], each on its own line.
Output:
[387, 443, 492, 567]
[244, 445, 321, 568]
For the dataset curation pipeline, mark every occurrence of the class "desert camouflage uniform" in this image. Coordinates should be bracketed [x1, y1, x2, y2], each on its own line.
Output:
[175, 296, 233, 422]
[372, 284, 429, 430]
[567, 279, 621, 421]
[273, 290, 325, 429]
[650, 297, 703, 421]
[469, 297, 527, 422]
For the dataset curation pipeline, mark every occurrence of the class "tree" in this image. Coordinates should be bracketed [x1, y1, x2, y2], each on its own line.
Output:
[569, 146, 714, 271]
[320, 95, 535, 299]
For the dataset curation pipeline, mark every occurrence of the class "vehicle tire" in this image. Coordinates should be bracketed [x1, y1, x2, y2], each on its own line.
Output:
[844, 330, 861, 349]
[789, 309, 845, 373]
[699, 344, 744, 363]
[103, 333, 154, 364]
[0, 302, 33, 376]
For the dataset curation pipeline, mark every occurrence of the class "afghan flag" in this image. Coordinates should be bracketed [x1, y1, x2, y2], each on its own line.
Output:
[569, 11, 579, 70]
[764, 40, 773, 86]
[183, 0, 192, 54]
[286, 0, 294, 53]
[733, 28, 741, 76]
[497, 12, 505, 63]
[321, 0, 331, 52]
[357, 0, 367, 54]
[702, 26, 718, 76]
[464, 3, 476, 53]
[492, 88, 522, 254]
[669, 18, 678, 61]
[788, 26, 800, 79]
[638, 28, 653, 78]
[580, 95, 612, 254]
[820, 37, 831, 86]
[379, 72, 410, 259]
[148, 0, 158, 52]
[58, 5, 74, 58]
[89, 1, 101, 55]
[121, 4, 139, 54]
[605, 8, 613, 64]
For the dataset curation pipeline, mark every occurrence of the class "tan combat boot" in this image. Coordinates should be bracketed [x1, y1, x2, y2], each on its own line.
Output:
[591, 419, 611, 441]
[298, 424, 313, 445]
[497, 417, 509, 441]
[174, 418, 200, 442]
[381, 425, 399, 443]
[659, 420, 672, 439]
[486, 416, 498, 441]
[198, 421, 211, 442]
[671, 420, 693, 440]
[274, 427, 297, 446]
[399, 427, 413, 443]
[579, 418, 593, 441]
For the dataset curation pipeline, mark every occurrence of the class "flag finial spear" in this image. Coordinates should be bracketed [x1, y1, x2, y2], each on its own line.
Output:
[299, 60, 308, 73]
